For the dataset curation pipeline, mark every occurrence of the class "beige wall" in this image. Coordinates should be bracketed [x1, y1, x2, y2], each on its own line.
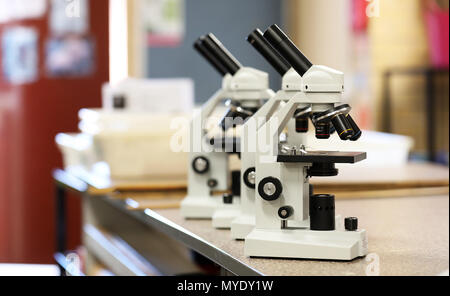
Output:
[287, 0, 448, 154]
[285, 0, 372, 129]
[369, 0, 448, 153]
[286, 0, 351, 72]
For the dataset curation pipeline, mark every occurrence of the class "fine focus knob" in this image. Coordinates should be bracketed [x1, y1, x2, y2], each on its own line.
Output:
[258, 177, 283, 201]
[345, 217, 358, 231]
[207, 179, 218, 188]
[278, 206, 294, 219]
[192, 156, 209, 174]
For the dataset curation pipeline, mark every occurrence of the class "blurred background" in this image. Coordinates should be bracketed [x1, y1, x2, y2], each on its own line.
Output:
[0, 0, 448, 271]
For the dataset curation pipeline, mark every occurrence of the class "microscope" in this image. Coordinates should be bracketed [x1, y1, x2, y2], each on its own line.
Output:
[180, 34, 274, 228]
[231, 29, 314, 239]
[244, 25, 368, 260]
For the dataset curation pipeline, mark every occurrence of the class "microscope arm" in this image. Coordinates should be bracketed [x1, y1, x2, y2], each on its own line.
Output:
[257, 94, 308, 157]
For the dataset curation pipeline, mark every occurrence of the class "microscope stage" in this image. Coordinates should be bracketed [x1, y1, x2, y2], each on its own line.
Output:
[277, 151, 367, 164]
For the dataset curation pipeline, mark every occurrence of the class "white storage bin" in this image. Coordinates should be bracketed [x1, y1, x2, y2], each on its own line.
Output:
[79, 109, 189, 180]
[102, 78, 194, 113]
[55, 133, 97, 170]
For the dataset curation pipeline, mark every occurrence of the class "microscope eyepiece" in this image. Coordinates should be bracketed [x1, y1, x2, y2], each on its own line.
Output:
[201, 33, 242, 75]
[247, 29, 291, 76]
[194, 38, 229, 76]
[263, 24, 312, 76]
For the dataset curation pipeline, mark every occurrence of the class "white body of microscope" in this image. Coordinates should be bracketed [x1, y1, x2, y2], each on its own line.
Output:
[244, 65, 368, 260]
[180, 67, 274, 221]
[231, 68, 308, 239]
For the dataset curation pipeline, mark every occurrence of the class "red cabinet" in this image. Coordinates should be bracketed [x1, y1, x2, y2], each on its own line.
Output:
[0, 0, 109, 263]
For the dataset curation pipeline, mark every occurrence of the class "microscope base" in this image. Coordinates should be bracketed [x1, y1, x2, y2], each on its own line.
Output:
[180, 196, 220, 219]
[212, 200, 241, 229]
[231, 215, 342, 240]
[231, 214, 255, 239]
[245, 228, 368, 261]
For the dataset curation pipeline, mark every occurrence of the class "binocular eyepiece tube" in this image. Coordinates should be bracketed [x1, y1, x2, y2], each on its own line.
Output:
[247, 29, 291, 76]
[194, 33, 242, 76]
[197, 33, 242, 76]
[194, 39, 229, 76]
[263, 24, 312, 76]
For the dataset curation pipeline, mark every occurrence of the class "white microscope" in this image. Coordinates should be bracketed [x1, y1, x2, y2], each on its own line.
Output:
[231, 29, 314, 239]
[180, 33, 274, 229]
[244, 25, 368, 261]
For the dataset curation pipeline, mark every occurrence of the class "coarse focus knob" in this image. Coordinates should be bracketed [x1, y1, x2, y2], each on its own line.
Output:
[243, 167, 256, 189]
[192, 156, 209, 174]
[345, 217, 358, 231]
[258, 177, 283, 201]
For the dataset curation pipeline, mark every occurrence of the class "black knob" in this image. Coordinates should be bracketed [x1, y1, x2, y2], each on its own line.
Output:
[345, 217, 358, 231]
[192, 156, 209, 174]
[223, 194, 233, 204]
[207, 179, 218, 188]
[278, 206, 294, 219]
[258, 177, 283, 201]
[243, 167, 256, 189]
[113, 95, 126, 109]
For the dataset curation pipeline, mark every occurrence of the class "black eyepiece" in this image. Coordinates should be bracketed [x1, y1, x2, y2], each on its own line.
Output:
[194, 38, 229, 76]
[202, 33, 242, 75]
[247, 29, 291, 76]
[263, 24, 312, 76]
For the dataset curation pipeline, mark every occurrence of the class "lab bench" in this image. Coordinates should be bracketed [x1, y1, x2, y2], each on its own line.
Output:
[53, 164, 449, 276]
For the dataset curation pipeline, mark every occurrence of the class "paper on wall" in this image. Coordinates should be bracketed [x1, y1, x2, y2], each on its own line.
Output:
[1, 27, 39, 84]
[49, 0, 89, 35]
[144, 0, 185, 47]
[45, 36, 95, 78]
[0, 0, 47, 23]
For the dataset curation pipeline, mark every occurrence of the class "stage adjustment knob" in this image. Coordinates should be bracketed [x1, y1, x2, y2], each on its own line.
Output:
[243, 167, 256, 189]
[345, 217, 358, 231]
[258, 177, 283, 201]
[192, 156, 209, 174]
[223, 194, 233, 204]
